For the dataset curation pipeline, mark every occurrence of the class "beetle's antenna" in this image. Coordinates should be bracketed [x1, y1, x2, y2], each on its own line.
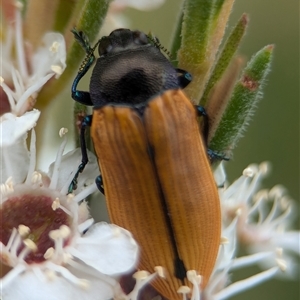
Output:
[72, 28, 92, 53]
[147, 33, 173, 60]
[71, 28, 101, 73]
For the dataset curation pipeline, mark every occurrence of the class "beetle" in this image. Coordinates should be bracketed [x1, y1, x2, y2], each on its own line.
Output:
[70, 28, 221, 299]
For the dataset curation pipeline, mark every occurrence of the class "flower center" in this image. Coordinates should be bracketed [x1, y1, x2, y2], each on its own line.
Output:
[0, 85, 11, 115]
[0, 194, 71, 263]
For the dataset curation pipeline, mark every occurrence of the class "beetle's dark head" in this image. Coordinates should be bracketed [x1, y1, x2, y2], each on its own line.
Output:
[98, 29, 150, 57]
[90, 29, 180, 108]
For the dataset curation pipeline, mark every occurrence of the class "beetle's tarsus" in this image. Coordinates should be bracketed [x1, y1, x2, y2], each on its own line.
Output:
[176, 68, 192, 89]
[207, 149, 229, 162]
[68, 162, 87, 194]
[96, 175, 105, 194]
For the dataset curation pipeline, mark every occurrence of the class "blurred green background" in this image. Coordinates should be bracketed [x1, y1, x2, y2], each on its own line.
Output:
[124, 1, 300, 299]
[46, 1, 299, 299]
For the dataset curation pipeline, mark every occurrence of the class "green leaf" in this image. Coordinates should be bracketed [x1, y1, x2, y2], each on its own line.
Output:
[201, 14, 248, 106]
[178, 0, 214, 66]
[177, 0, 235, 102]
[169, 11, 183, 66]
[209, 45, 274, 155]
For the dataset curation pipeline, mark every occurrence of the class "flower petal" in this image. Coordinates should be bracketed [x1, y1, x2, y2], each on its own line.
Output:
[0, 133, 30, 184]
[0, 110, 40, 147]
[112, 0, 165, 10]
[71, 223, 139, 275]
[47, 148, 99, 193]
[1, 267, 116, 300]
[31, 33, 66, 80]
[271, 231, 300, 254]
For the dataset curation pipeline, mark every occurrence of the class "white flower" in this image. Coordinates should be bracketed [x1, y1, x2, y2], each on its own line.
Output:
[220, 162, 299, 261]
[100, 0, 165, 35]
[141, 162, 299, 300]
[205, 162, 299, 299]
[0, 4, 67, 184]
[0, 129, 139, 300]
[0, 4, 66, 147]
[111, 0, 165, 10]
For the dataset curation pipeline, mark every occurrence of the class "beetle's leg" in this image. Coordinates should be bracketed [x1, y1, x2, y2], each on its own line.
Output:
[195, 105, 209, 141]
[176, 68, 192, 88]
[95, 175, 105, 195]
[71, 54, 94, 105]
[71, 73, 93, 106]
[68, 115, 92, 193]
[207, 149, 229, 162]
[195, 105, 229, 162]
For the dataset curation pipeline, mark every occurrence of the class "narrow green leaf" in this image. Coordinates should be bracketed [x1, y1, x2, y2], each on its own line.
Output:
[170, 0, 226, 67]
[169, 11, 183, 66]
[178, 0, 214, 66]
[209, 45, 274, 155]
[201, 14, 248, 106]
[211, 0, 226, 18]
[177, 0, 235, 102]
[37, 0, 110, 109]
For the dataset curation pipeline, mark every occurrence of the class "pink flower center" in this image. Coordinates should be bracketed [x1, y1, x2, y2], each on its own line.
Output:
[0, 194, 71, 263]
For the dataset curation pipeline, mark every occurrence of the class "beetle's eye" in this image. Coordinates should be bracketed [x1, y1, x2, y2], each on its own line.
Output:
[132, 31, 149, 45]
[98, 38, 113, 56]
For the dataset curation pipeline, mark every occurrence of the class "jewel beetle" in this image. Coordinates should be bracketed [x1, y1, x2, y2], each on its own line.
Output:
[70, 28, 221, 299]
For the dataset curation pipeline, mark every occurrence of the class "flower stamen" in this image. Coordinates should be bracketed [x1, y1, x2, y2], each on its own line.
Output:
[49, 129, 68, 190]
[15, 6, 28, 79]
[276, 257, 287, 272]
[187, 270, 201, 300]
[59, 127, 68, 137]
[49, 225, 72, 262]
[0, 178, 14, 197]
[18, 225, 30, 237]
[51, 198, 61, 210]
[127, 269, 160, 299]
[51, 198, 72, 216]
[154, 266, 165, 278]
[25, 130, 37, 185]
[177, 286, 191, 300]
[214, 267, 279, 300]
[47, 261, 91, 288]
[51, 65, 63, 77]
[6, 228, 18, 252]
[220, 236, 229, 244]
[18, 239, 37, 260]
[44, 247, 54, 260]
[49, 41, 60, 53]
[31, 171, 42, 185]
[10, 230, 23, 257]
